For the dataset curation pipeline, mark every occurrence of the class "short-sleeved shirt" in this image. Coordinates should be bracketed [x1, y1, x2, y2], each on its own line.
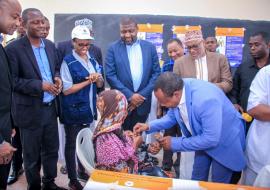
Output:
[60, 50, 98, 116]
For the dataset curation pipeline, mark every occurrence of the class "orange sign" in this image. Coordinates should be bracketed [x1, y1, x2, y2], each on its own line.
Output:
[138, 24, 163, 33]
[90, 170, 172, 190]
[215, 27, 245, 37]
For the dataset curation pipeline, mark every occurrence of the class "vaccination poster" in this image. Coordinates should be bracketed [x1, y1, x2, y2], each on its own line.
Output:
[215, 27, 245, 67]
[137, 24, 163, 64]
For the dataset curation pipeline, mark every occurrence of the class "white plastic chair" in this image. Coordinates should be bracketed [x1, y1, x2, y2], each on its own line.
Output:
[76, 128, 95, 175]
[253, 165, 270, 188]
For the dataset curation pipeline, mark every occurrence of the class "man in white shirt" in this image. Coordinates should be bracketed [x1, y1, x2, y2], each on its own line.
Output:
[242, 65, 270, 185]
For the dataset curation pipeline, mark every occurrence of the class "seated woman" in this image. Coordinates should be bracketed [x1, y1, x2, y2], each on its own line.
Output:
[93, 89, 168, 177]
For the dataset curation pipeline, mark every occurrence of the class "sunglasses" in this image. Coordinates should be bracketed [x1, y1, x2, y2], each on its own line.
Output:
[77, 43, 90, 47]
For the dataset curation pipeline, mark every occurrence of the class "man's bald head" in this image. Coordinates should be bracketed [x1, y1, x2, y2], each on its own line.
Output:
[0, 0, 21, 35]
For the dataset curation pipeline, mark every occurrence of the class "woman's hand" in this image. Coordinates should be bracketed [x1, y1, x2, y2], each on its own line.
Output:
[133, 135, 143, 150]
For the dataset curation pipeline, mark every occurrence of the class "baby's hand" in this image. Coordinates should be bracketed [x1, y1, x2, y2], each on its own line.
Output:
[124, 130, 133, 138]
[154, 133, 163, 142]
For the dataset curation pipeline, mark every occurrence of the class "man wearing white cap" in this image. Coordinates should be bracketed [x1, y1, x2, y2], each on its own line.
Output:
[60, 25, 103, 190]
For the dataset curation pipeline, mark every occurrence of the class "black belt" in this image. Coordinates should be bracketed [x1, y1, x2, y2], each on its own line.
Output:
[42, 101, 54, 106]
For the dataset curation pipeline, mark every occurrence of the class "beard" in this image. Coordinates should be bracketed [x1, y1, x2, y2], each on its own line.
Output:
[122, 36, 137, 45]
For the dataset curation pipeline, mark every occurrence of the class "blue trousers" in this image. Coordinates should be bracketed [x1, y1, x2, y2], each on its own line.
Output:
[192, 151, 233, 183]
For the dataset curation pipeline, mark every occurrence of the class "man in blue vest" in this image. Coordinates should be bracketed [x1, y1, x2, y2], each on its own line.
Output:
[134, 72, 246, 183]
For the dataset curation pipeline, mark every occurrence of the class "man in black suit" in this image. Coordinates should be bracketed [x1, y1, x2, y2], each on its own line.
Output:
[6, 20, 26, 186]
[5, 8, 66, 190]
[0, 0, 21, 189]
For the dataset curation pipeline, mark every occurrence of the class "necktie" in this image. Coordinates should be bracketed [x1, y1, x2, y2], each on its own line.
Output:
[177, 108, 192, 137]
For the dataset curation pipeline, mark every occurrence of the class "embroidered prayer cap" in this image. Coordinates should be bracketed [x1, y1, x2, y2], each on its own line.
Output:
[184, 30, 203, 44]
[75, 18, 93, 31]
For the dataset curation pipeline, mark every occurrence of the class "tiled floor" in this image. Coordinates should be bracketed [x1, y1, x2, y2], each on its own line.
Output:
[7, 163, 72, 190]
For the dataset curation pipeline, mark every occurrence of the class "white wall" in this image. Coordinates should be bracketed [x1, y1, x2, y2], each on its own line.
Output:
[20, 0, 270, 40]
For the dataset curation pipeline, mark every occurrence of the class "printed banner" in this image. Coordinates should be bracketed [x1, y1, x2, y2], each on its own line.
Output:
[215, 27, 245, 67]
[137, 24, 164, 62]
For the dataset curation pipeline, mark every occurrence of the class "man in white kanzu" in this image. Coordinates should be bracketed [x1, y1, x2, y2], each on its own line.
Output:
[242, 65, 270, 185]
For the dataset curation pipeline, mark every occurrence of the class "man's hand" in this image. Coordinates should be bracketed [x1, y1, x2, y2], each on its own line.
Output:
[54, 77, 62, 94]
[0, 142, 17, 157]
[127, 103, 137, 112]
[42, 81, 59, 96]
[133, 123, 149, 136]
[130, 93, 145, 108]
[234, 104, 244, 113]
[159, 136, 171, 151]
[148, 142, 161, 155]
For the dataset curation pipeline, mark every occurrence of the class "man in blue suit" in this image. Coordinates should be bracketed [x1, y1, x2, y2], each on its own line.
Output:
[106, 17, 160, 131]
[134, 72, 246, 183]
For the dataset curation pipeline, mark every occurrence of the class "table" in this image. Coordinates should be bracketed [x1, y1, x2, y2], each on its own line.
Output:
[83, 170, 270, 190]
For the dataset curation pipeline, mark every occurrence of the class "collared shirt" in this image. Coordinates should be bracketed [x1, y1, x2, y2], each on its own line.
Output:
[229, 56, 270, 111]
[126, 40, 143, 92]
[177, 86, 192, 136]
[32, 39, 54, 103]
[60, 50, 97, 116]
[195, 55, 208, 81]
[246, 65, 270, 172]
[162, 59, 174, 72]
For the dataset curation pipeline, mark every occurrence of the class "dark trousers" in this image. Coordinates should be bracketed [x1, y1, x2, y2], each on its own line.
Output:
[11, 126, 23, 172]
[122, 110, 148, 131]
[64, 124, 88, 181]
[162, 124, 181, 177]
[192, 151, 232, 183]
[20, 104, 59, 190]
[0, 158, 11, 189]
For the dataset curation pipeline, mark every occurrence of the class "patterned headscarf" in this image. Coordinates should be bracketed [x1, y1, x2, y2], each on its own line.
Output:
[93, 90, 138, 173]
[93, 89, 128, 139]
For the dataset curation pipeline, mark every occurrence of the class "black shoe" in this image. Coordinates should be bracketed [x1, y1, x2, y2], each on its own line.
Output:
[41, 182, 67, 190]
[68, 180, 83, 190]
[7, 168, 24, 185]
[77, 171, 89, 182]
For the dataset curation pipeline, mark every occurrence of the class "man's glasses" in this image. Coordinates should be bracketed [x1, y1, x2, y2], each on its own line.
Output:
[186, 41, 202, 50]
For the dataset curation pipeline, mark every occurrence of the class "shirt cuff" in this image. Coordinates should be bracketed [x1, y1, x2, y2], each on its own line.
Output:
[171, 137, 182, 152]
